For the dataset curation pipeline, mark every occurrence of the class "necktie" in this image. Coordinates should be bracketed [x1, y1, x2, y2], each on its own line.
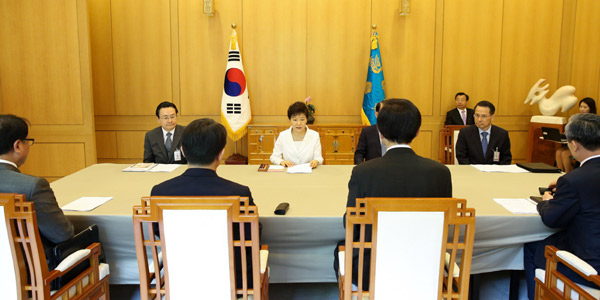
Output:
[461, 110, 467, 125]
[481, 132, 488, 157]
[165, 132, 172, 153]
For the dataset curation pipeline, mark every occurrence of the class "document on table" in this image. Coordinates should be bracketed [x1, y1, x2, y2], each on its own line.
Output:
[494, 198, 539, 214]
[122, 163, 157, 172]
[62, 197, 113, 212]
[471, 164, 529, 173]
[267, 165, 285, 172]
[287, 163, 312, 174]
[148, 164, 182, 172]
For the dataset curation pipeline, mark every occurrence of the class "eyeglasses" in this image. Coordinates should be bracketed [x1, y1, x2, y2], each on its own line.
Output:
[159, 115, 177, 120]
[474, 114, 490, 119]
[22, 138, 35, 146]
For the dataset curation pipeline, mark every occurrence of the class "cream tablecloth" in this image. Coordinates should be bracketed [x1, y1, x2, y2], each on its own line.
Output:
[51, 164, 560, 283]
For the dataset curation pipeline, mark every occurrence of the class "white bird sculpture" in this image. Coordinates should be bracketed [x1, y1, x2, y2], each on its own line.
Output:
[524, 79, 577, 116]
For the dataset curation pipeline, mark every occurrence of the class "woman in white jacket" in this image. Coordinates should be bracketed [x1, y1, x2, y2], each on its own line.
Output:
[270, 101, 323, 168]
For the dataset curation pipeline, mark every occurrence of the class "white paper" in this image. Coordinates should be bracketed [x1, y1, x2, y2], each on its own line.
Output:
[287, 163, 313, 174]
[122, 163, 157, 172]
[149, 164, 182, 172]
[471, 164, 529, 173]
[267, 165, 284, 172]
[62, 197, 113, 212]
[494, 198, 538, 214]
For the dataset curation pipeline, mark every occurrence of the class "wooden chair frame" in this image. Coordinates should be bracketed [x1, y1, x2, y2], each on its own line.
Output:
[0, 193, 109, 300]
[439, 125, 467, 164]
[339, 198, 476, 300]
[535, 245, 600, 300]
[133, 196, 269, 300]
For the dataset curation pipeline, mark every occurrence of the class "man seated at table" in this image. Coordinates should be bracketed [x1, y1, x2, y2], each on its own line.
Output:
[455, 100, 512, 164]
[143, 101, 186, 164]
[150, 118, 256, 289]
[0, 114, 74, 259]
[445, 92, 474, 126]
[524, 113, 600, 300]
[334, 98, 452, 290]
[354, 101, 385, 164]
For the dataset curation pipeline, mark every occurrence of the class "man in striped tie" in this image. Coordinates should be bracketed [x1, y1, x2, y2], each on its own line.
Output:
[444, 92, 474, 126]
[455, 100, 512, 165]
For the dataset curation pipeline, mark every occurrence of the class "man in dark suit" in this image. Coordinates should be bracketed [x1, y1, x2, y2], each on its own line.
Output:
[445, 92, 474, 126]
[143, 101, 186, 164]
[151, 118, 256, 289]
[455, 100, 512, 164]
[334, 99, 452, 290]
[354, 102, 384, 164]
[524, 113, 600, 300]
[0, 115, 74, 258]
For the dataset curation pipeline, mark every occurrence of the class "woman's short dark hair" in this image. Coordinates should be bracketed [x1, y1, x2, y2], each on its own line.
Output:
[579, 97, 597, 115]
[0, 115, 29, 155]
[287, 101, 309, 119]
[565, 113, 600, 151]
[181, 118, 227, 165]
[155, 101, 179, 118]
[377, 98, 421, 144]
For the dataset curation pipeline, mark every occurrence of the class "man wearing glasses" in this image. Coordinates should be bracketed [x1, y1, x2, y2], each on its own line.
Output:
[143, 101, 187, 164]
[455, 100, 512, 165]
[0, 114, 74, 253]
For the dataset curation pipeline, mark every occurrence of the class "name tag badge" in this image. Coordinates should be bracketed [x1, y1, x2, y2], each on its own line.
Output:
[493, 148, 500, 163]
[174, 150, 182, 161]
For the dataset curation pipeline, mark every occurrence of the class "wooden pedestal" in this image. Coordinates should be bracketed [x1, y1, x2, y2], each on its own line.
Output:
[526, 121, 565, 165]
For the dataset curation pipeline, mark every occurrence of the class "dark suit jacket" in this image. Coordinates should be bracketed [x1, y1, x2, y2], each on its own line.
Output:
[535, 157, 600, 276]
[0, 163, 74, 254]
[445, 108, 474, 126]
[143, 125, 187, 164]
[455, 124, 512, 165]
[354, 125, 382, 164]
[344, 147, 453, 289]
[151, 167, 255, 288]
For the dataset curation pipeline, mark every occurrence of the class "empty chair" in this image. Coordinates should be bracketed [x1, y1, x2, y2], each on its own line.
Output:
[0, 193, 110, 300]
[338, 198, 475, 300]
[535, 245, 600, 300]
[133, 196, 269, 300]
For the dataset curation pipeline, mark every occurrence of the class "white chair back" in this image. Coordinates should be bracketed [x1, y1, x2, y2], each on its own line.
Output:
[0, 206, 19, 299]
[453, 129, 461, 165]
[374, 211, 444, 299]
[162, 208, 232, 299]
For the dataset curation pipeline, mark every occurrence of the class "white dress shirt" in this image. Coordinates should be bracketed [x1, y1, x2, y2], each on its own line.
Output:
[270, 127, 324, 165]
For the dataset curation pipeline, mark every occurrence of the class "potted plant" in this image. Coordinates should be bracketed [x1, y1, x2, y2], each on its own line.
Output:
[305, 96, 315, 124]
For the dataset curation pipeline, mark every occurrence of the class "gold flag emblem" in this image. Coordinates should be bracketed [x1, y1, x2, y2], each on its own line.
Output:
[370, 54, 382, 74]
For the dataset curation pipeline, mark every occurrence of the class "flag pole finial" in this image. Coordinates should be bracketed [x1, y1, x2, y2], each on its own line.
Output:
[372, 24, 377, 30]
[231, 23, 237, 29]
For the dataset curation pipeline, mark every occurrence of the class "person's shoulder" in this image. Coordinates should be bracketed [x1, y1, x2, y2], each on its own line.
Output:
[467, 108, 474, 113]
[307, 128, 319, 135]
[176, 124, 185, 131]
[446, 108, 457, 115]
[216, 176, 252, 195]
[146, 126, 162, 136]
[459, 124, 476, 134]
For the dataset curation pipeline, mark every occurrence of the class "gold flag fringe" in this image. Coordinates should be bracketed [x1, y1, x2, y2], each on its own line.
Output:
[221, 112, 251, 142]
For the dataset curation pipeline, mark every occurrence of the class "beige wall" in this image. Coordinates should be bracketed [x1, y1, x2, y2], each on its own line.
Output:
[0, 0, 95, 181]
[2, 0, 600, 176]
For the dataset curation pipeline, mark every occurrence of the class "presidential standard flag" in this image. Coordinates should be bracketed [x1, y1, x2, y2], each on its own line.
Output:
[221, 29, 251, 141]
[362, 30, 385, 125]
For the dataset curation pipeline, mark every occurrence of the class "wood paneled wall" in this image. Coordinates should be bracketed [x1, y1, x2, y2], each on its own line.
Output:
[0, 0, 95, 181]
[4, 0, 599, 174]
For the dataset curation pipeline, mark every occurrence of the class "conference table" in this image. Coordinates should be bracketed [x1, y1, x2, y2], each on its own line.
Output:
[51, 164, 561, 284]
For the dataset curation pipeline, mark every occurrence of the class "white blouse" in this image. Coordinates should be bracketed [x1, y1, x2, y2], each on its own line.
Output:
[270, 127, 324, 165]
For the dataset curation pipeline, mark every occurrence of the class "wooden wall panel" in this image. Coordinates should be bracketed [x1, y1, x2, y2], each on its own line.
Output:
[88, 0, 115, 115]
[96, 131, 118, 158]
[571, 0, 600, 104]
[373, 0, 437, 115]
[178, 0, 241, 116]
[498, 0, 563, 116]
[111, 0, 172, 115]
[20, 143, 86, 177]
[306, 0, 370, 116]
[243, 0, 307, 116]
[116, 131, 146, 158]
[508, 131, 528, 162]
[441, 0, 502, 114]
[412, 131, 432, 159]
[0, 0, 96, 179]
[0, 0, 83, 124]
